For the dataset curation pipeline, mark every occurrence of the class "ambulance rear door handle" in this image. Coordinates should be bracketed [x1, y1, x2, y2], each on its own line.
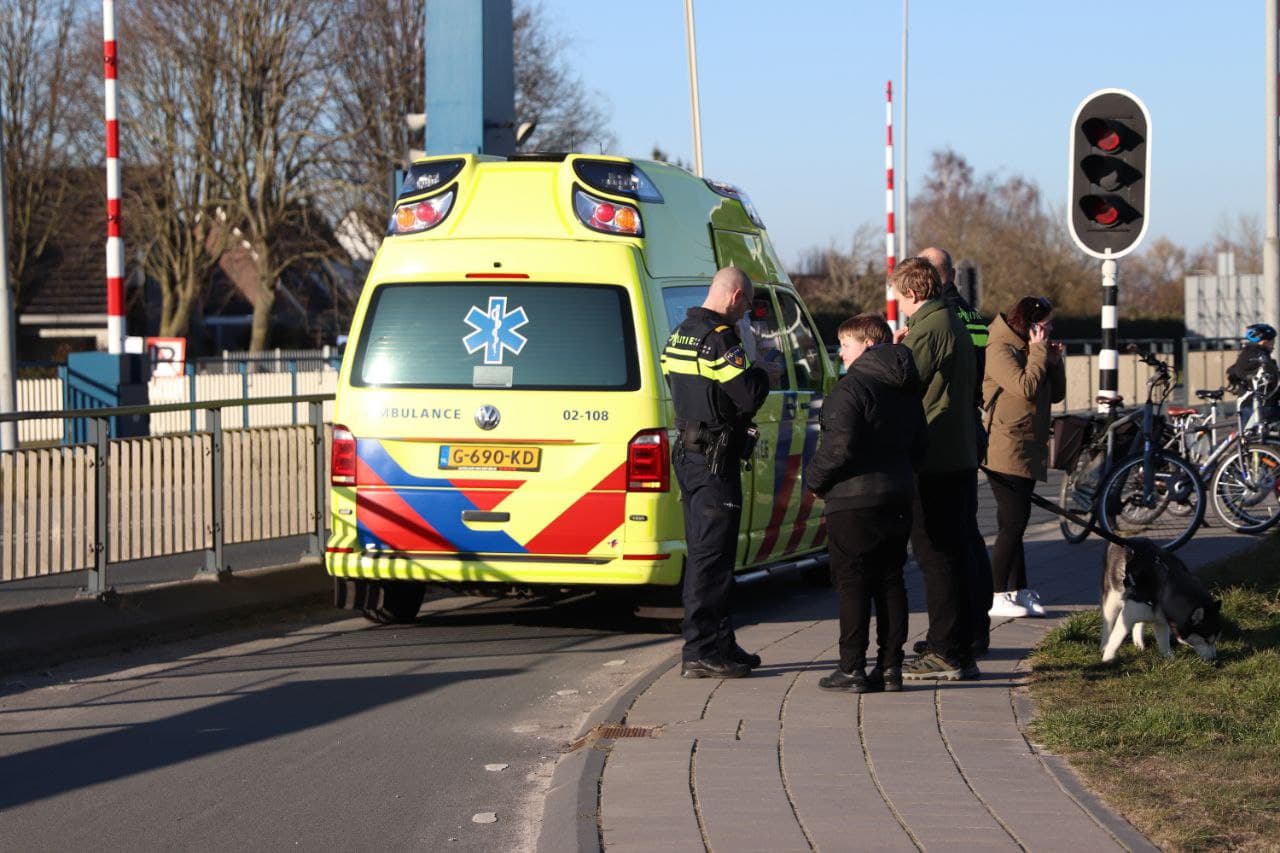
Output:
[462, 510, 510, 523]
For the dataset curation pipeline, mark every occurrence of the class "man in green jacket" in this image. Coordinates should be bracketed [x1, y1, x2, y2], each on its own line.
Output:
[891, 257, 980, 680]
[920, 246, 994, 657]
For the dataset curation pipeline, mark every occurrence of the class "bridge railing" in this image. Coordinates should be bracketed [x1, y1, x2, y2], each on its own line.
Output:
[0, 394, 334, 595]
[15, 365, 338, 444]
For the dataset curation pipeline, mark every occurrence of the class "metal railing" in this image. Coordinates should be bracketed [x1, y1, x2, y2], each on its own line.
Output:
[0, 393, 334, 596]
[15, 367, 338, 444]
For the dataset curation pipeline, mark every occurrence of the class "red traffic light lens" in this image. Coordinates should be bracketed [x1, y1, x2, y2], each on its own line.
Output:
[1082, 117, 1121, 152]
[1082, 195, 1120, 226]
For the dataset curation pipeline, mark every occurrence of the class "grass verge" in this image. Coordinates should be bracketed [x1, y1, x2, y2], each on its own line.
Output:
[1028, 534, 1280, 851]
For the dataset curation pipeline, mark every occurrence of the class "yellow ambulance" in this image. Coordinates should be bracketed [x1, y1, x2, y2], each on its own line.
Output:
[326, 153, 836, 622]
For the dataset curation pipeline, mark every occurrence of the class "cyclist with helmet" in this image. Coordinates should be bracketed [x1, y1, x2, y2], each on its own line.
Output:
[1227, 323, 1280, 402]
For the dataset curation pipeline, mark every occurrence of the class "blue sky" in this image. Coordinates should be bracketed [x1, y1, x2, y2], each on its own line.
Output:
[538, 0, 1263, 268]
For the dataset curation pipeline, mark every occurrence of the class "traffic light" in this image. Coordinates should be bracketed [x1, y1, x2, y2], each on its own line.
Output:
[1068, 89, 1151, 259]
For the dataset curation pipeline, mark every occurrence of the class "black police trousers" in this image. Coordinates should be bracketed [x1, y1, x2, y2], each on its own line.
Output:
[674, 448, 742, 662]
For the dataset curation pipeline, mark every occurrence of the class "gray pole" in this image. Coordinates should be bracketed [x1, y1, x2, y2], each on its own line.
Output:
[0, 96, 19, 451]
[900, 0, 909, 259]
[1266, 0, 1279, 331]
[683, 0, 704, 176]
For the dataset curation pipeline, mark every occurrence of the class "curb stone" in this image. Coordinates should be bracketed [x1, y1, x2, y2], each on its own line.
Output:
[535, 650, 681, 853]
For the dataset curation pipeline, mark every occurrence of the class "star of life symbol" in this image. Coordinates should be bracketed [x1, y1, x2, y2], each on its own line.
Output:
[463, 296, 529, 365]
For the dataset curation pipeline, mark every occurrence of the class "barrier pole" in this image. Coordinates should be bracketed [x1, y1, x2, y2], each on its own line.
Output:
[307, 401, 326, 557]
[201, 407, 225, 575]
[83, 417, 110, 596]
[885, 80, 899, 329]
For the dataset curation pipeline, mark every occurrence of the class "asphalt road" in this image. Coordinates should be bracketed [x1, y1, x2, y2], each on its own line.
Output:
[0, 588, 699, 851]
[0, 472, 1071, 850]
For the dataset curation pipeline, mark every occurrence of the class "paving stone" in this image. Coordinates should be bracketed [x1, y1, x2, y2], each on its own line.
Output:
[593, 518, 1257, 853]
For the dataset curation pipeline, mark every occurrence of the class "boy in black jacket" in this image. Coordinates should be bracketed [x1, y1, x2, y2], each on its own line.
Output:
[804, 314, 928, 693]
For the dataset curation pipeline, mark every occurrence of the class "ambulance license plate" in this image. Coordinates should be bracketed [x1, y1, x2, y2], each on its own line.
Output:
[439, 445, 542, 471]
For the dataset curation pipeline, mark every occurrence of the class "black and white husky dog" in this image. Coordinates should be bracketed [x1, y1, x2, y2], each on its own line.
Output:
[1101, 539, 1222, 663]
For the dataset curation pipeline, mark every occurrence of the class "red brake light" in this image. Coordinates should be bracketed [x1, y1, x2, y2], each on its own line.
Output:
[387, 187, 456, 236]
[627, 429, 670, 492]
[332, 425, 356, 485]
[573, 187, 643, 236]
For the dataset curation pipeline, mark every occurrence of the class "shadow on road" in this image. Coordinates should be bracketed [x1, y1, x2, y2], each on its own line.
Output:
[0, 668, 517, 811]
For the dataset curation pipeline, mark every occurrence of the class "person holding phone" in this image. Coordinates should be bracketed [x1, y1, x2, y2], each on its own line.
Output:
[981, 296, 1066, 618]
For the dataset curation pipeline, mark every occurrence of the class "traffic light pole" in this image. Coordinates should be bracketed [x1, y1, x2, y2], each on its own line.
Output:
[1265, 0, 1279, 332]
[1098, 255, 1119, 413]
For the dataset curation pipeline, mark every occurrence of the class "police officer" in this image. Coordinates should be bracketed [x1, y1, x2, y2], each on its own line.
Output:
[661, 267, 772, 679]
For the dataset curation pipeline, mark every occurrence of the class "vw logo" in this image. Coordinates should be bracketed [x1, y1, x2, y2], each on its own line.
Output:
[475, 405, 501, 431]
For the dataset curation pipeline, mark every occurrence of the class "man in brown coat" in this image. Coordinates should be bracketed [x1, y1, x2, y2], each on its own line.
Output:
[982, 297, 1066, 618]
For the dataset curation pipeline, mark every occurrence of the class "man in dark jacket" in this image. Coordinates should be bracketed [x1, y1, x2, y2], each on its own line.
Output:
[920, 247, 994, 658]
[805, 314, 928, 694]
[891, 257, 980, 681]
[1227, 323, 1280, 406]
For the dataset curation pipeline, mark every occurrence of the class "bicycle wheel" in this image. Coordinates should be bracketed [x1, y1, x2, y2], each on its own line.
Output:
[1210, 443, 1280, 534]
[1098, 451, 1204, 550]
[1058, 452, 1099, 544]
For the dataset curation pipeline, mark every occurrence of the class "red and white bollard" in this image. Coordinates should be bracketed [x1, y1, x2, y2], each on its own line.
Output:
[103, 0, 125, 354]
[884, 80, 899, 330]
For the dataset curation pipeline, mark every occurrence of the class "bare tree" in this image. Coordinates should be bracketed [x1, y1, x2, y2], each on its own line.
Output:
[330, 0, 615, 250]
[1118, 236, 1187, 318]
[0, 0, 96, 311]
[909, 148, 1095, 315]
[331, 0, 425, 242]
[215, 0, 344, 352]
[120, 0, 231, 337]
[512, 1, 614, 152]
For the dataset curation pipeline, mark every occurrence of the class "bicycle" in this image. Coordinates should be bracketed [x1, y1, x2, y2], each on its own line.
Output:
[1057, 348, 1205, 550]
[1165, 374, 1280, 534]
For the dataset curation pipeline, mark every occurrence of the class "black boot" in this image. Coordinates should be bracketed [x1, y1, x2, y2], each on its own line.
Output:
[818, 667, 869, 693]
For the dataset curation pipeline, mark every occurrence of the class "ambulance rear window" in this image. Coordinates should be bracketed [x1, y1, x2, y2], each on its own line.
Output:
[352, 283, 640, 390]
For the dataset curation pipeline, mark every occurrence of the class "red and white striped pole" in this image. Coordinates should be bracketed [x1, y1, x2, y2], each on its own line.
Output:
[103, 0, 125, 354]
[884, 80, 899, 330]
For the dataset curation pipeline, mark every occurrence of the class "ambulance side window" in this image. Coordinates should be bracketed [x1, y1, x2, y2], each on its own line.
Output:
[746, 292, 789, 391]
[661, 286, 705, 336]
[777, 292, 823, 392]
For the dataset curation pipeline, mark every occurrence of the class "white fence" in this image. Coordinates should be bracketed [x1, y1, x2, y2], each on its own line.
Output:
[1, 415, 332, 585]
[18, 370, 338, 443]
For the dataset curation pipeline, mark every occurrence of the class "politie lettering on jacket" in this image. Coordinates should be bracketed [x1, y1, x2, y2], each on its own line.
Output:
[378, 407, 462, 419]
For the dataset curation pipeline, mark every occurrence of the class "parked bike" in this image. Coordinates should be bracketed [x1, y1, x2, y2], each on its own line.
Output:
[1055, 348, 1204, 550]
[1164, 371, 1280, 534]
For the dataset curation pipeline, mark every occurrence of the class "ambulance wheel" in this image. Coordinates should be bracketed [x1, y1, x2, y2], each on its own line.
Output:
[362, 581, 427, 624]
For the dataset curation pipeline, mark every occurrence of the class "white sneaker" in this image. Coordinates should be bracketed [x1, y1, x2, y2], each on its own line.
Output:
[988, 591, 1032, 618]
[1016, 588, 1046, 617]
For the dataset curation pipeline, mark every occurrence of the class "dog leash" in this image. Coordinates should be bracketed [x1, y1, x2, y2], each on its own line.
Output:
[979, 465, 1131, 548]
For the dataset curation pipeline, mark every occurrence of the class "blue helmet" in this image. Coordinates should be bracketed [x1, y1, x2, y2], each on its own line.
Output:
[1246, 323, 1278, 344]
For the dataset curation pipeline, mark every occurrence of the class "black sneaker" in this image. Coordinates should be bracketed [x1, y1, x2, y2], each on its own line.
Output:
[901, 652, 962, 681]
[728, 644, 762, 668]
[865, 665, 903, 693]
[681, 657, 751, 679]
[959, 659, 981, 681]
[818, 667, 869, 692]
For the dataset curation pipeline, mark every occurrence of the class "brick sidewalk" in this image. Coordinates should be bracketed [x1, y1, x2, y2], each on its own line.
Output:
[593, 522, 1252, 852]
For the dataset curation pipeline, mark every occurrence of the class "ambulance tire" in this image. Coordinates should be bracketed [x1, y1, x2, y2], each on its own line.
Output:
[362, 581, 427, 624]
